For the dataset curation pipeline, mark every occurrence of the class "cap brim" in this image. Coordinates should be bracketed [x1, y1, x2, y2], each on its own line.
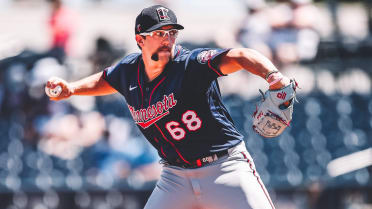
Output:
[146, 22, 184, 32]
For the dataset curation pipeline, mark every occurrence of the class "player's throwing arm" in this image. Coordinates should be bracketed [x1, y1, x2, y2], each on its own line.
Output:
[45, 72, 117, 101]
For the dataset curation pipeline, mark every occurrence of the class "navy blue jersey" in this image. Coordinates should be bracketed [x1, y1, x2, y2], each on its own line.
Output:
[103, 45, 243, 165]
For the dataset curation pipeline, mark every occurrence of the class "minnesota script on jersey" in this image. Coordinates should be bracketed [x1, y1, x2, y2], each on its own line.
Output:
[103, 45, 243, 165]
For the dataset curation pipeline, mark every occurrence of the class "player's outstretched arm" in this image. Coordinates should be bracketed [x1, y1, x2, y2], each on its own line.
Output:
[45, 72, 117, 101]
[218, 48, 290, 90]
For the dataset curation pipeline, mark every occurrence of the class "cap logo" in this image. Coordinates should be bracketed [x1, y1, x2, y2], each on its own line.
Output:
[156, 7, 170, 21]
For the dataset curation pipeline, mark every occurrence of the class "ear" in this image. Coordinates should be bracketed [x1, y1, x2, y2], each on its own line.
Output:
[135, 35, 145, 47]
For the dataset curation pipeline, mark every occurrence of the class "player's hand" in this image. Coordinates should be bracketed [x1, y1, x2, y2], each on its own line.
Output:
[269, 76, 291, 90]
[45, 77, 74, 101]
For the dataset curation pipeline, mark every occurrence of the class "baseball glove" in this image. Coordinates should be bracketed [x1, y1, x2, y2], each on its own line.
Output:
[252, 79, 298, 138]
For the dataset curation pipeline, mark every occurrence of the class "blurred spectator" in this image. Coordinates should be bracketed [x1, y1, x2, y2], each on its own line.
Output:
[0, 0, 77, 70]
[39, 111, 106, 159]
[88, 37, 126, 73]
[267, 0, 320, 65]
[237, 0, 273, 60]
[47, 0, 77, 62]
[0, 0, 78, 143]
[39, 111, 161, 184]
[236, 0, 320, 65]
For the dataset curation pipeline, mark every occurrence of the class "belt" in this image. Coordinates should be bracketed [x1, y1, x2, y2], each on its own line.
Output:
[166, 149, 229, 169]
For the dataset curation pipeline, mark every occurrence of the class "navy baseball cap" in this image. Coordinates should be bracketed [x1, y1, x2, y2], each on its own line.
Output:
[135, 5, 184, 34]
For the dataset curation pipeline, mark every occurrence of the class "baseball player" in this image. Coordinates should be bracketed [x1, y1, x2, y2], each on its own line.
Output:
[46, 5, 297, 209]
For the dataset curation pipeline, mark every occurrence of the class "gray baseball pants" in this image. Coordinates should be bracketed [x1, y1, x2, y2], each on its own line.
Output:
[144, 141, 275, 209]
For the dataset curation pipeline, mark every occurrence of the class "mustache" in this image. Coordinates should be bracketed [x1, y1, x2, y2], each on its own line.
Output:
[151, 46, 172, 61]
[156, 46, 171, 52]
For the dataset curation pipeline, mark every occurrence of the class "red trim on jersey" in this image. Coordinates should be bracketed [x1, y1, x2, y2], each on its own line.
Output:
[154, 123, 190, 165]
[241, 152, 276, 209]
[154, 137, 159, 143]
[196, 159, 202, 167]
[160, 146, 167, 158]
[137, 62, 144, 109]
[149, 77, 166, 106]
[207, 59, 222, 77]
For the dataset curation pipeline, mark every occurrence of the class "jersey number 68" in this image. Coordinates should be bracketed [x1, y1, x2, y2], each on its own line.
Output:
[165, 110, 202, 140]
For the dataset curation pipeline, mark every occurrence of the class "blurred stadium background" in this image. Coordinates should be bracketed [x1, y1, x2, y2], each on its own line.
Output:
[0, 0, 371, 208]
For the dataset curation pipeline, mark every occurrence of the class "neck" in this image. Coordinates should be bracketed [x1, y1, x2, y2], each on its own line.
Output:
[144, 62, 165, 82]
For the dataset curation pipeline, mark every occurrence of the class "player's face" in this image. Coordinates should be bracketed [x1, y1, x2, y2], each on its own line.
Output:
[137, 25, 178, 62]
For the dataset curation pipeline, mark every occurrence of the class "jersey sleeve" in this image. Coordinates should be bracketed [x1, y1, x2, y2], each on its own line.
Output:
[102, 63, 124, 94]
[102, 53, 140, 96]
[185, 48, 230, 85]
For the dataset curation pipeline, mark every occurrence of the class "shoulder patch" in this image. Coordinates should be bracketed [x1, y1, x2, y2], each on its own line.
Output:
[197, 50, 218, 64]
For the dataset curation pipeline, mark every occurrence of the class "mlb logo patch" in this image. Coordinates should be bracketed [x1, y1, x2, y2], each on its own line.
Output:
[197, 50, 218, 64]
